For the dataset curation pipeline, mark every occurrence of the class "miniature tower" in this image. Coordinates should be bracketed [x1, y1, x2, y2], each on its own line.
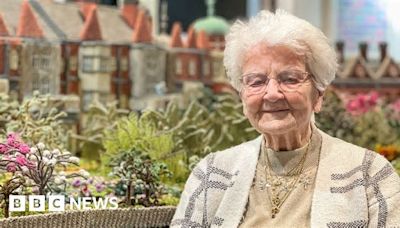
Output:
[130, 9, 167, 110]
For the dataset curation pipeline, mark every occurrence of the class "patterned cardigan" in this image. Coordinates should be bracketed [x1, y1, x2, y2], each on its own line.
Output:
[171, 129, 400, 228]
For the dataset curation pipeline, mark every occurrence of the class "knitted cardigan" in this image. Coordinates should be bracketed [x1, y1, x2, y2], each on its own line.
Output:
[171, 129, 400, 228]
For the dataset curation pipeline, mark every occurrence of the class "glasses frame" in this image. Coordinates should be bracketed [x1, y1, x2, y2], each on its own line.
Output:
[239, 70, 314, 95]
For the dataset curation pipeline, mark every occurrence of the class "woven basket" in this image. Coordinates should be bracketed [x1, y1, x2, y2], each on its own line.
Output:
[0, 206, 176, 228]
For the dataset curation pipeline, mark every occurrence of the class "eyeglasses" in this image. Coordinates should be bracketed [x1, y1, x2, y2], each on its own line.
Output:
[240, 70, 312, 95]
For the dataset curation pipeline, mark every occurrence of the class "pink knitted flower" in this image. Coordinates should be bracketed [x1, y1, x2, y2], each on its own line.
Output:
[18, 144, 31, 154]
[0, 144, 8, 154]
[346, 92, 380, 115]
[6, 163, 17, 172]
[7, 133, 19, 147]
[15, 155, 30, 167]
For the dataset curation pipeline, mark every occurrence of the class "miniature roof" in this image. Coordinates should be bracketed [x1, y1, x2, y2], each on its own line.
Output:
[375, 56, 400, 79]
[0, 14, 9, 36]
[79, 2, 96, 20]
[196, 30, 210, 49]
[132, 10, 152, 43]
[0, 0, 133, 42]
[186, 26, 197, 48]
[16, 0, 44, 38]
[169, 22, 183, 48]
[79, 6, 102, 40]
[121, 3, 138, 29]
[193, 0, 229, 35]
[338, 57, 376, 80]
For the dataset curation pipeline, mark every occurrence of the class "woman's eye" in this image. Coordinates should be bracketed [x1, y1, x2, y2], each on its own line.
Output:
[282, 77, 299, 84]
[248, 78, 266, 87]
[279, 73, 301, 84]
[243, 75, 266, 86]
[250, 79, 264, 86]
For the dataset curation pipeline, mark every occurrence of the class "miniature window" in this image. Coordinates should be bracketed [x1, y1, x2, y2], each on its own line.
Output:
[32, 79, 40, 93]
[203, 60, 210, 76]
[69, 56, 78, 71]
[9, 49, 19, 70]
[110, 57, 117, 72]
[40, 76, 50, 94]
[32, 55, 50, 70]
[99, 57, 109, 73]
[175, 58, 182, 75]
[32, 76, 50, 94]
[82, 56, 95, 73]
[188, 60, 196, 76]
[120, 57, 129, 71]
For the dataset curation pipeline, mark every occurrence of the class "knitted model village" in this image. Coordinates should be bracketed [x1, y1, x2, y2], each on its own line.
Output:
[0, 0, 230, 115]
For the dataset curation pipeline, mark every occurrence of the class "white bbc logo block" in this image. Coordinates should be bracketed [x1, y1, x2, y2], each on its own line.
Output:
[9, 195, 26, 212]
[49, 195, 65, 212]
[29, 195, 45, 212]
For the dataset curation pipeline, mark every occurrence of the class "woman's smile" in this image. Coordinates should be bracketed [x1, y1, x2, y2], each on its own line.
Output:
[262, 109, 290, 113]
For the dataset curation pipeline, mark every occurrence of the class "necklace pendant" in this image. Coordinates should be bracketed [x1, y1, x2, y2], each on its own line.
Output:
[272, 197, 280, 206]
[271, 207, 279, 218]
[273, 179, 282, 186]
[300, 175, 313, 190]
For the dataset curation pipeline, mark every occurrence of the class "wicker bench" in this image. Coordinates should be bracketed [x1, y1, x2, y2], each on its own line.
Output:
[0, 206, 176, 228]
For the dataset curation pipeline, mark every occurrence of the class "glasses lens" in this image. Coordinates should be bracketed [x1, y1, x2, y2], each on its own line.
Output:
[277, 71, 308, 92]
[242, 74, 268, 94]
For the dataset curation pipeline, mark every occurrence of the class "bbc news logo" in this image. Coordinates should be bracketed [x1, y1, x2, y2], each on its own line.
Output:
[9, 195, 118, 212]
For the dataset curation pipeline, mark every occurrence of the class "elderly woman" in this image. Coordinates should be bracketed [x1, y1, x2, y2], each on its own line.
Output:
[171, 10, 400, 227]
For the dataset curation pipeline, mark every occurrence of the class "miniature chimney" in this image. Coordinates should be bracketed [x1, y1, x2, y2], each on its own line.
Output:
[17, 0, 44, 38]
[186, 26, 197, 48]
[196, 30, 210, 50]
[121, 2, 138, 29]
[379, 42, 388, 62]
[359, 42, 368, 61]
[169, 22, 183, 48]
[0, 14, 9, 36]
[79, 6, 102, 40]
[335, 41, 345, 64]
[132, 10, 152, 43]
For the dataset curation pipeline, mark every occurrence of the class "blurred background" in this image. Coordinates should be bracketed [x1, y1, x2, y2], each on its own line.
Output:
[0, 0, 399, 218]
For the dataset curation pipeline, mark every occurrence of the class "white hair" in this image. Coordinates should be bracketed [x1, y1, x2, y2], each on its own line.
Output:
[223, 9, 338, 92]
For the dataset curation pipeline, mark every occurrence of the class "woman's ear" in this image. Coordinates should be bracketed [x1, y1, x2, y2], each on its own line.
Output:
[313, 91, 324, 113]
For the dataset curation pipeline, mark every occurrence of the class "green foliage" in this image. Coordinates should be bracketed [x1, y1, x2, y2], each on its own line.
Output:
[206, 94, 258, 150]
[141, 101, 210, 158]
[139, 92, 258, 183]
[0, 92, 68, 149]
[159, 193, 180, 206]
[315, 90, 356, 142]
[352, 108, 398, 150]
[109, 148, 171, 207]
[103, 113, 175, 164]
[316, 90, 399, 150]
[73, 100, 129, 161]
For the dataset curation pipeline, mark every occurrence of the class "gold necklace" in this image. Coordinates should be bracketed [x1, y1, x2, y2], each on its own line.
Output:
[263, 137, 311, 219]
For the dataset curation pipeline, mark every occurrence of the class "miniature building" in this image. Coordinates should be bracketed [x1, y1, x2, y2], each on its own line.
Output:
[333, 41, 400, 101]
[0, 0, 227, 112]
[192, 0, 229, 51]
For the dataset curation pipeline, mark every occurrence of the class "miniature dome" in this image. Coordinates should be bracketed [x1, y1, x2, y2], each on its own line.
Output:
[193, 16, 229, 35]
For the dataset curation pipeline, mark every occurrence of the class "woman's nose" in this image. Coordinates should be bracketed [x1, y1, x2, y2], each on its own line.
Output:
[262, 79, 284, 102]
